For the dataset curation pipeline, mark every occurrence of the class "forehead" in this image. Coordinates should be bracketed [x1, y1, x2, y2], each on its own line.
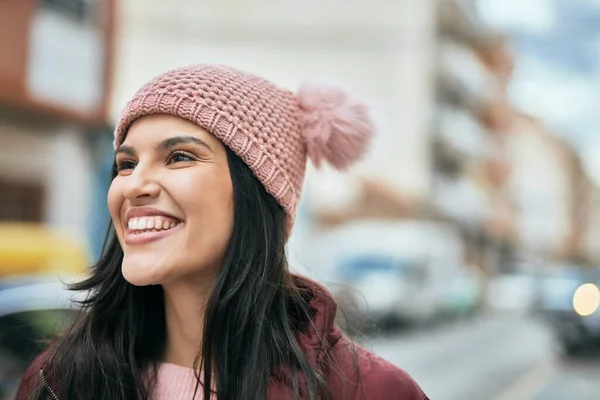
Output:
[123, 114, 214, 145]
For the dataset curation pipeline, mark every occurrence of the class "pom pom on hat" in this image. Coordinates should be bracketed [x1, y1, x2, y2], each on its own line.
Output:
[297, 79, 376, 170]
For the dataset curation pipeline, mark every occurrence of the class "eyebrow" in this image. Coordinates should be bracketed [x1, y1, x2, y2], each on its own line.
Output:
[114, 135, 214, 157]
[157, 135, 214, 153]
[114, 145, 135, 157]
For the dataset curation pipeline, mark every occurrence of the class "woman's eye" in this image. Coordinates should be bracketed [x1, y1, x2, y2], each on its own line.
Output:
[168, 152, 195, 164]
[116, 160, 136, 171]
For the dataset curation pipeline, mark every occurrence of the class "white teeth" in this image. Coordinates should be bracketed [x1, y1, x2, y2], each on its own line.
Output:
[127, 216, 180, 232]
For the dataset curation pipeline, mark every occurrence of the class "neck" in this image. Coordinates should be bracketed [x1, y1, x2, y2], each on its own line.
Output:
[162, 277, 213, 369]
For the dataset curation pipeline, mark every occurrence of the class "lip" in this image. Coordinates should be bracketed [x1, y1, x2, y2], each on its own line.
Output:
[124, 222, 183, 245]
[125, 207, 181, 222]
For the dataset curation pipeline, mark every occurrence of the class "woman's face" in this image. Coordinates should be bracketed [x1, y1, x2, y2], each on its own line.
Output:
[108, 114, 234, 286]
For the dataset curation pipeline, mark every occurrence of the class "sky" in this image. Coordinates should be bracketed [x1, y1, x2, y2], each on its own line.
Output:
[477, 0, 600, 183]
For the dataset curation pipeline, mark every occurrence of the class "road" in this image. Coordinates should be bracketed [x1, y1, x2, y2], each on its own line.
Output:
[364, 313, 600, 400]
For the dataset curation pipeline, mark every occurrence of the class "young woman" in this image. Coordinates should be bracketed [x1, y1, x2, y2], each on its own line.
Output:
[17, 65, 428, 399]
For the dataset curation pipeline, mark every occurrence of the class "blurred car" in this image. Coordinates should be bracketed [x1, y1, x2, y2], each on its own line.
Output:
[0, 222, 89, 278]
[485, 273, 539, 314]
[0, 222, 89, 399]
[440, 266, 483, 318]
[0, 276, 84, 400]
[322, 220, 466, 331]
[537, 266, 600, 356]
[331, 254, 429, 330]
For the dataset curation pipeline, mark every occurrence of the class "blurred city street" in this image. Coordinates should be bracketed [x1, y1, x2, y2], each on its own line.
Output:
[3, 0, 600, 398]
[367, 313, 600, 400]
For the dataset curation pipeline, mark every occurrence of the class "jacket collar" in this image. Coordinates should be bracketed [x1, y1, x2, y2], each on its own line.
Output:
[291, 274, 343, 368]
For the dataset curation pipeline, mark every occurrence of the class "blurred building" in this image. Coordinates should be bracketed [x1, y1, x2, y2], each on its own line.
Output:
[432, 0, 516, 275]
[0, 0, 115, 252]
[584, 185, 600, 264]
[506, 113, 593, 264]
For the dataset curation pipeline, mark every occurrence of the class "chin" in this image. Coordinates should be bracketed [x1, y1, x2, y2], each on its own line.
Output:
[121, 253, 169, 286]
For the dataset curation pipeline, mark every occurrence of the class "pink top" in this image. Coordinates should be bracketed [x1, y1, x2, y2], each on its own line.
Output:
[153, 363, 209, 400]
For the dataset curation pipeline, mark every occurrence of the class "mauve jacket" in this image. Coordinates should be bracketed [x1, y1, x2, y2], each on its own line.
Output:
[17, 275, 429, 399]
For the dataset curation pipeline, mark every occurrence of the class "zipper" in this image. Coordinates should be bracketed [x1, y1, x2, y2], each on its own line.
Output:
[39, 369, 59, 400]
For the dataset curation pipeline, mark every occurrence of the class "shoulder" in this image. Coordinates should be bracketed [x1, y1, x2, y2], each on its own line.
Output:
[16, 350, 51, 400]
[355, 345, 428, 400]
[328, 337, 429, 400]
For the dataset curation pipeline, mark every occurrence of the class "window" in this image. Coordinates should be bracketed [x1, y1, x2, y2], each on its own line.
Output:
[40, 0, 94, 24]
[0, 179, 44, 222]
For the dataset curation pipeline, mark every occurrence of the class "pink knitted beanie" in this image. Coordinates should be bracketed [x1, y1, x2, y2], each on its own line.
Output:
[114, 64, 375, 230]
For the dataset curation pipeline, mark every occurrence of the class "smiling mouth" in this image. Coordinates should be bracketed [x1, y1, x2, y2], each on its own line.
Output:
[124, 218, 183, 246]
[127, 216, 181, 234]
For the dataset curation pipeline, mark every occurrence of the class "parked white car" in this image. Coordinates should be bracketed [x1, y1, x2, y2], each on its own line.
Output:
[320, 219, 466, 329]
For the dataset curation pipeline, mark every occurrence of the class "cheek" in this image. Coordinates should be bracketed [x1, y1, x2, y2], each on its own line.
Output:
[188, 180, 233, 230]
[175, 173, 234, 266]
[107, 180, 125, 236]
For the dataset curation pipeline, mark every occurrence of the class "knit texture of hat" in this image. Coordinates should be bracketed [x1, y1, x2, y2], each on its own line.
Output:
[114, 64, 375, 231]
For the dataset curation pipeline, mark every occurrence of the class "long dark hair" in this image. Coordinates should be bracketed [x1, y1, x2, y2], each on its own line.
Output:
[30, 148, 329, 399]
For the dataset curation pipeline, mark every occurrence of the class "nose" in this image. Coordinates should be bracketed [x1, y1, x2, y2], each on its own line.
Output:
[122, 166, 161, 201]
